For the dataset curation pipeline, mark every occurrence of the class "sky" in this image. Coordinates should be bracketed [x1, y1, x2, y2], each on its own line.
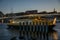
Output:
[0, 0, 60, 14]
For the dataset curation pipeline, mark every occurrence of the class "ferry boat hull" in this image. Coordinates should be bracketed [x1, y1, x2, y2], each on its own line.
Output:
[7, 24, 55, 30]
[7, 16, 56, 30]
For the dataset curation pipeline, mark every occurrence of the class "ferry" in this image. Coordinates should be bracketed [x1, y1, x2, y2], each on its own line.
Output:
[7, 15, 56, 30]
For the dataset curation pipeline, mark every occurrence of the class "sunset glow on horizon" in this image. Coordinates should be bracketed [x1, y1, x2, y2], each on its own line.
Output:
[0, 0, 60, 14]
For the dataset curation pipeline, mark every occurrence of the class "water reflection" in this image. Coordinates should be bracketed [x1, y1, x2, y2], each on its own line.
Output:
[10, 29, 58, 40]
[48, 30, 58, 40]
[0, 24, 58, 40]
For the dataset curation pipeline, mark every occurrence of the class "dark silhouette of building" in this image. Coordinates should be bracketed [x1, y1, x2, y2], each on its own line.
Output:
[25, 10, 38, 14]
[5, 9, 59, 17]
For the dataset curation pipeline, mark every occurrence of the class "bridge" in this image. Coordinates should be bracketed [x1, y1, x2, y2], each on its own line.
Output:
[0, 13, 59, 23]
[0, 13, 60, 19]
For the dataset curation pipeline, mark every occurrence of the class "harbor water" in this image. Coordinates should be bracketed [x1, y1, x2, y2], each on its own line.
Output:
[0, 23, 60, 40]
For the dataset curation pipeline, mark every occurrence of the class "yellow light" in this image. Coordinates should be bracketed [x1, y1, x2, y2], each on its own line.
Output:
[35, 18, 38, 21]
[9, 19, 15, 23]
[12, 21, 15, 23]
[53, 17, 56, 25]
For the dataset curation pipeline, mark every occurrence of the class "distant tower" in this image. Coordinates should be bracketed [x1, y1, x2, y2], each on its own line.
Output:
[11, 8, 13, 13]
[54, 8, 55, 12]
[10, 8, 15, 17]
[53, 8, 57, 13]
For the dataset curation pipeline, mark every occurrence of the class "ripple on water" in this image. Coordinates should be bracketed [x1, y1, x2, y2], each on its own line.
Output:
[0, 24, 20, 40]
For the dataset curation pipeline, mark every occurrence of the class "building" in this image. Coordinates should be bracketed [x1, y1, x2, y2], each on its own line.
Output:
[25, 10, 38, 14]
